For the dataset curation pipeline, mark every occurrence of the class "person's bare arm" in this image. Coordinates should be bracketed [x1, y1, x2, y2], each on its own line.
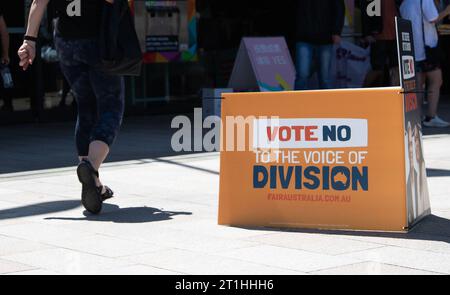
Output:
[18, 0, 50, 70]
[25, 0, 50, 38]
[18, 0, 114, 70]
[0, 15, 9, 64]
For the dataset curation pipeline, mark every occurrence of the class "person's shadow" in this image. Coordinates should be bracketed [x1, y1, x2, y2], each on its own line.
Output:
[0, 200, 191, 224]
[45, 203, 192, 224]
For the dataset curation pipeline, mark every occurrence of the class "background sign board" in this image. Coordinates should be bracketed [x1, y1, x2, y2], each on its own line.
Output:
[228, 37, 296, 92]
[395, 18, 431, 227]
[132, 0, 198, 63]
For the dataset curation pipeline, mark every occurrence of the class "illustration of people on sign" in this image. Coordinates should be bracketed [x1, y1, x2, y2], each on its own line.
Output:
[406, 122, 419, 225]
[406, 122, 431, 226]
[414, 124, 431, 218]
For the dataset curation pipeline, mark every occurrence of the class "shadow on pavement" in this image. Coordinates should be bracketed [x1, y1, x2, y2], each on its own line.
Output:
[0, 200, 81, 220]
[237, 215, 450, 244]
[427, 168, 450, 177]
[45, 204, 192, 224]
[152, 157, 219, 175]
[423, 128, 450, 137]
[0, 115, 198, 174]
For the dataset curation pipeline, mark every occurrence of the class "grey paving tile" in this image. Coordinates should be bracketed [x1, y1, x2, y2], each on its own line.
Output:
[163, 218, 277, 239]
[3, 248, 131, 275]
[311, 262, 442, 275]
[0, 235, 52, 257]
[0, 188, 21, 195]
[100, 264, 182, 275]
[18, 181, 80, 196]
[0, 222, 92, 244]
[0, 191, 78, 206]
[0, 200, 80, 223]
[0, 258, 36, 274]
[125, 249, 305, 275]
[340, 246, 450, 274]
[340, 233, 450, 255]
[427, 178, 450, 195]
[244, 232, 383, 255]
[6, 269, 61, 275]
[430, 195, 450, 210]
[432, 209, 450, 219]
[0, 200, 19, 210]
[45, 234, 166, 258]
[99, 226, 260, 254]
[218, 245, 363, 273]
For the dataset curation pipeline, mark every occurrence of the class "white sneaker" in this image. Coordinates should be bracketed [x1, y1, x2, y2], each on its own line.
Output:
[423, 116, 450, 128]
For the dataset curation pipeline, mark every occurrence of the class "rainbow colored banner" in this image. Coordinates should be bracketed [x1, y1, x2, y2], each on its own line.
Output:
[131, 0, 198, 63]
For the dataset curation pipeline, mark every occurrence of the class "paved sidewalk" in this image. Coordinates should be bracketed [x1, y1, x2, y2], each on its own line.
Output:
[1, 130, 450, 275]
[0, 115, 194, 174]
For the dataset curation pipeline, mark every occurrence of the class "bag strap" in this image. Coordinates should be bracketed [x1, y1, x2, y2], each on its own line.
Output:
[421, 0, 427, 47]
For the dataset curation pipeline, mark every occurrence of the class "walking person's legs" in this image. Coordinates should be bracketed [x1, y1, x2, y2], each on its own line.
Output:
[424, 69, 443, 118]
[58, 61, 104, 213]
[78, 71, 124, 208]
[417, 71, 426, 110]
[418, 63, 449, 128]
[76, 74, 124, 213]
[87, 68, 125, 184]
[295, 42, 313, 90]
[55, 36, 125, 214]
[60, 62, 98, 159]
[317, 44, 333, 89]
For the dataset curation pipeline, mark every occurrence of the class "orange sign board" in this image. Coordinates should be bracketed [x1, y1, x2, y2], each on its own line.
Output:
[218, 87, 430, 232]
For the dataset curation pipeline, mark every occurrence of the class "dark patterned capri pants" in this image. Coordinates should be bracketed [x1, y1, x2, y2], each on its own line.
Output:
[54, 34, 125, 157]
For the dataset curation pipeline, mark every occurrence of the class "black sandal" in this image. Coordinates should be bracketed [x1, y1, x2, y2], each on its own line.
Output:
[77, 160, 103, 214]
[99, 185, 114, 201]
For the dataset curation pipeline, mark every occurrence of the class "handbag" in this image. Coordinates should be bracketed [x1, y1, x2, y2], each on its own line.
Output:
[98, 0, 143, 76]
[420, 0, 442, 64]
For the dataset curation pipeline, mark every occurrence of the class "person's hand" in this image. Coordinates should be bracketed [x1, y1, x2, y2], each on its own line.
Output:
[1, 55, 9, 65]
[18, 40, 36, 71]
[332, 35, 342, 44]
[105, 0, 114, 3]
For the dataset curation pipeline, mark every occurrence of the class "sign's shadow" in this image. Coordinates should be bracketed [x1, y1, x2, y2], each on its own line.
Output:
[237, 214, 450, 244]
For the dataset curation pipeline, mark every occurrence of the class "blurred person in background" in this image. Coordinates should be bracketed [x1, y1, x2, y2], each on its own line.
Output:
[401, 0, 450, 128]
[360, 0, 402, 87]
[294, 0, 345, 90]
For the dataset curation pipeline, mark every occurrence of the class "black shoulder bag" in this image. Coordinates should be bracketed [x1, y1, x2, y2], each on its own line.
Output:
[420, 0, 442, 65]
[98, 0, 143, 76]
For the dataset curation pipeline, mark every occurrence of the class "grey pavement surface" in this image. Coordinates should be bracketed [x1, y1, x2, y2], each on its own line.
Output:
[0, 113, 450, 275]
[0, 115, 195, 174]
